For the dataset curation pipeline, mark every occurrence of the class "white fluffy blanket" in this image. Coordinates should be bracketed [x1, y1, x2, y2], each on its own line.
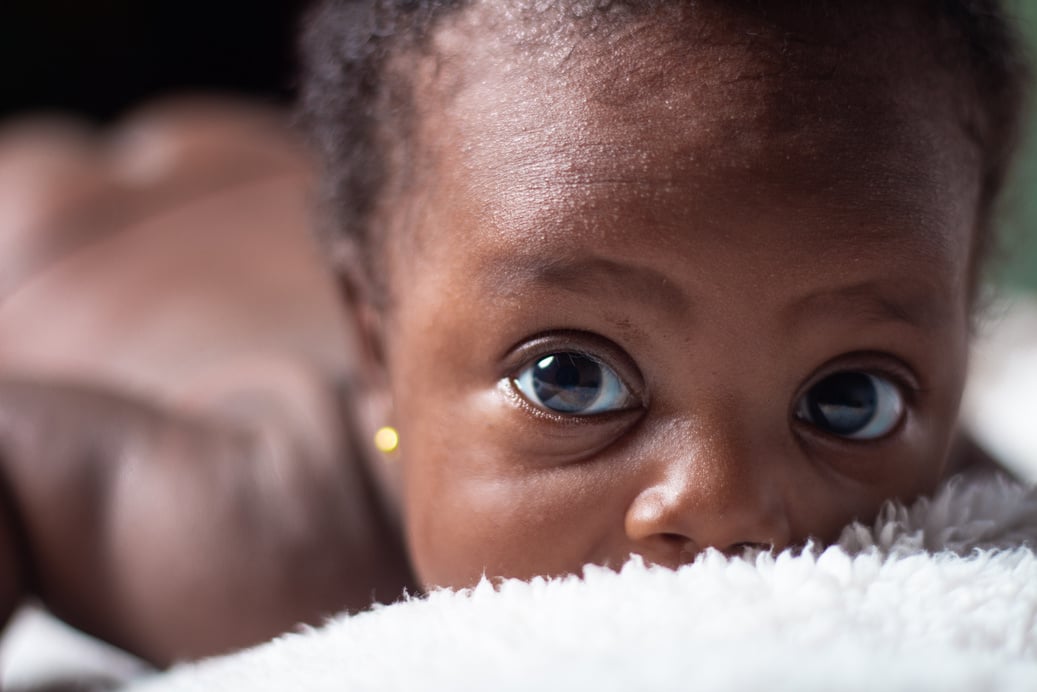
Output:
[119, 475, 1037, 692]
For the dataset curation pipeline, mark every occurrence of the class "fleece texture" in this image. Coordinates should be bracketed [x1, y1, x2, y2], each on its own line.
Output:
[126, 475, 1037, 692]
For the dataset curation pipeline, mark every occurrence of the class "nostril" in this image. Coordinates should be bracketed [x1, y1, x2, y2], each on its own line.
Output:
[661, 537, 773, 560]
[725, 541, 772, 557]
[647, 533, 699, 566]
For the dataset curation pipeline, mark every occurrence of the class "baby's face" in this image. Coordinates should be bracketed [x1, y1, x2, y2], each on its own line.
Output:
[374, 6, 979, 590]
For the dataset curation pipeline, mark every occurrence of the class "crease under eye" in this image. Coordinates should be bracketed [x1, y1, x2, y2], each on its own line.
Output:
[512, 351, 634, 415]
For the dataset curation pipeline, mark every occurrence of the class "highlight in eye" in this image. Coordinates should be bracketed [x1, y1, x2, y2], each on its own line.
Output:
[512, 352, 634, 415]
[795, 371, 905, 440]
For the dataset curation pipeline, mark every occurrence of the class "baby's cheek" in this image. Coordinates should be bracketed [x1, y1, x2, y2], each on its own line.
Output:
[400, 439, 616, 589]
[405, 476, 532, 589]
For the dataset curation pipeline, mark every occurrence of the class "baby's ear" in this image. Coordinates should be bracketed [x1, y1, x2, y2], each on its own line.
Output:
[326, 236, 392, 410]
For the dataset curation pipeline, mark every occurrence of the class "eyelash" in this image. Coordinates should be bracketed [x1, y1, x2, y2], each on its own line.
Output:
[502, 331, 646, 421]
[796, 354, 919, 406]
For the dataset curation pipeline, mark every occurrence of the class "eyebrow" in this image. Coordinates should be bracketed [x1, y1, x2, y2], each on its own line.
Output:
[482, 253, 692, 316]
[783, 280, 948, 331]
[481, 253, 943, 332]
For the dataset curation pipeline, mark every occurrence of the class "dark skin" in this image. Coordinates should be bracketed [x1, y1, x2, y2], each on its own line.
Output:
[0, 3, 1000, 669]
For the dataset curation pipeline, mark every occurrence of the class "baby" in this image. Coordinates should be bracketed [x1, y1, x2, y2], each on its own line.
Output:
[0, 0, 1029, 671]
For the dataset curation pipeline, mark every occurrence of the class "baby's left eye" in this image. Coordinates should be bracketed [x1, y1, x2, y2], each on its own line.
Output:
[794, 371, 905, 440]
[512, 352, 633, 415]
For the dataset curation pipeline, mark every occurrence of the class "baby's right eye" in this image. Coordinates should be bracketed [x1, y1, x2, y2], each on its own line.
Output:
[512, 352, 634, 415]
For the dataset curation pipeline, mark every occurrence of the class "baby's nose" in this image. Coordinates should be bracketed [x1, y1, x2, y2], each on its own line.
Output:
[623, 425, 791, 565]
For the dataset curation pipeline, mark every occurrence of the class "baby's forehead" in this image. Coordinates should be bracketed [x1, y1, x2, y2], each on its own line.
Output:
[409, 2, 978, 227]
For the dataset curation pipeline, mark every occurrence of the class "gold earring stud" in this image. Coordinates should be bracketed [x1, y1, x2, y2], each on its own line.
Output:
[374, 426, 400, 454]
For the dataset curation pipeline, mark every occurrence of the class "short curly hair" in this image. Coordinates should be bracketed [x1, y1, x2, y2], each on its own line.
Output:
[299, 0, 1030, 290]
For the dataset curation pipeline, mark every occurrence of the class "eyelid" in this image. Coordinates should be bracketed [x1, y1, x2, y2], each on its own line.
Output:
[502, 331, 648, 409]
[793, 351, 921, 405]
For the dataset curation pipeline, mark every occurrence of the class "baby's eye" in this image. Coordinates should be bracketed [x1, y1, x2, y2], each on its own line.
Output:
[794, 371, 904, 440]
[512, 352, 633, 415]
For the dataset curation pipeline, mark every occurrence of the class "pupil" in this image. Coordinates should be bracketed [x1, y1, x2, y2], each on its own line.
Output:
[532, 354, 603, 412]
[808, 372, 877, 435]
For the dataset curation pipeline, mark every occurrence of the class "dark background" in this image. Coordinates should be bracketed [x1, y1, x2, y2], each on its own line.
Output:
[0, 1, 310, 123]
[1, 0, 1035, 288]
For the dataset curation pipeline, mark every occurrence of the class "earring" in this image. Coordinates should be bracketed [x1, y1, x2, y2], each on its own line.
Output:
[374, 426, 400, 454]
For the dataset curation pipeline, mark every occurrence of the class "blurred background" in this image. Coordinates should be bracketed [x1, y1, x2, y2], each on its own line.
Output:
[0, 1, 308, 122]
[1000, 1, 1037, 291]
